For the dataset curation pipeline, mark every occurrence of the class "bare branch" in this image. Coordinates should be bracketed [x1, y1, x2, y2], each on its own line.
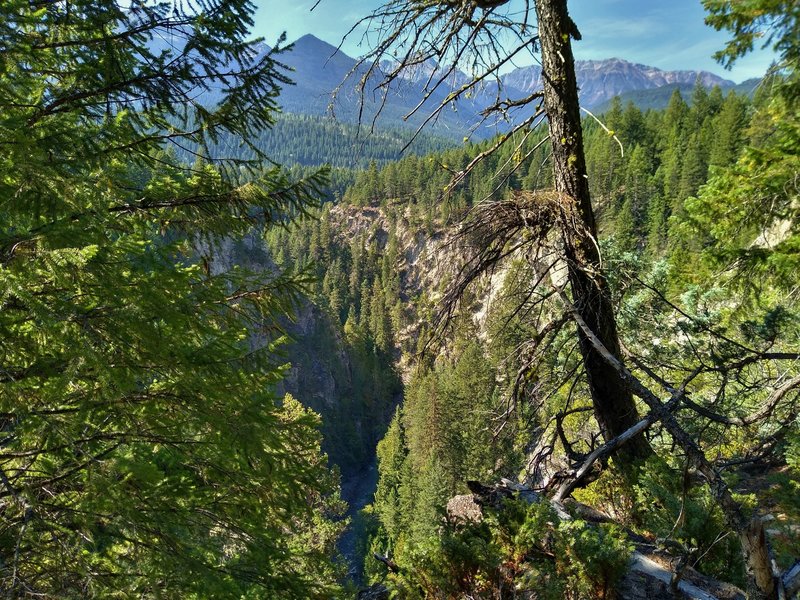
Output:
[564, 297, 788, 599]
[552, 416, 651, 502]
[681, 374, 800, 427]
[333, 0, 540, 149]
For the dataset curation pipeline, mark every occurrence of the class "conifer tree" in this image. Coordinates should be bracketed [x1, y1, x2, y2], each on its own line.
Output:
[690, 78, 712, 125]
[359, 279, 373, 332]
[0, 1, 344, 596]
[618, 145, 653, 250]
[373, 409, 408, 544]
[708, 90, 748, 168]
[677, 133, 708, 204]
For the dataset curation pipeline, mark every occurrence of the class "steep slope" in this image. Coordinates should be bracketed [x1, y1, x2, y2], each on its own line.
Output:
[276, 34, 362, 116]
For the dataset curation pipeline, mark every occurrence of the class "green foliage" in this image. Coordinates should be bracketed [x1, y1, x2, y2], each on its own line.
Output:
[704, 0, 800, 86]
[358, 337, 526, 589]
[264, 206, 402, 476]
[681, 91, 800, 289]
[342, 127, 551, 221]
[554, 520, 633, 599]
[762, 468, 800, 569]
[572, 462, 637, 524]
[788, 429, 800, 473]
[574, 456, 749, 586]
[0, 1, 346, 596]
[205, 113, 456, 170]
[374, 410, 408, 544]
[634, 459, 745, 585]
[376, 498, 632, 599]
[694, 0, 799, 288]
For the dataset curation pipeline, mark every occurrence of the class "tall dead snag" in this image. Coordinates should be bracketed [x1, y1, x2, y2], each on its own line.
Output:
[533, 0, 652, 463]
[344, 0, 653, 465]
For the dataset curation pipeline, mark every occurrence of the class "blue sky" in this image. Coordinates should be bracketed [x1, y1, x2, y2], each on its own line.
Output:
[251, 0, 776, 82]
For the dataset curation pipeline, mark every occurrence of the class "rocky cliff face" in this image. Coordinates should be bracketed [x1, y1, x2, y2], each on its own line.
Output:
[327, 201, 506, 376]
[501, 57, 733, 107]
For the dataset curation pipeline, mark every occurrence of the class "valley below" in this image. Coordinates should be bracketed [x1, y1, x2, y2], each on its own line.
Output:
[2, 2, 797, 599]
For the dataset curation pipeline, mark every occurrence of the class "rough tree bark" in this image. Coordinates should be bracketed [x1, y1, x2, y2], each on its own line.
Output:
[534, 0, 652, 463]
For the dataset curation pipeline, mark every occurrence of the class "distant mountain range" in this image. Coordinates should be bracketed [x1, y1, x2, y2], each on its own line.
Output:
[594, 77, 762, 113]
[262, 34, 494, 139]
[503, 58, 732, 107]
[248, 34, 754, 140]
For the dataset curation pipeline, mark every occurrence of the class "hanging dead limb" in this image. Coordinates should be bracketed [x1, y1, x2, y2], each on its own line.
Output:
[553, 404, 593, 463]
[505, 311, 571, 405]
[373, 553, 400, 574]
[492, 312, 571, 433]
[445, 111, 547, 195]
[552, 416, 650, 502]
[680, 374, 800, 427]
[430, 190, 569, 338]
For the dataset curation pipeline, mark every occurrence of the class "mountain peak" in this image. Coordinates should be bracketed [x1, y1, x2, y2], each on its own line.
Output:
[292, 33, 340, 54]
[252, 32, 751, 138]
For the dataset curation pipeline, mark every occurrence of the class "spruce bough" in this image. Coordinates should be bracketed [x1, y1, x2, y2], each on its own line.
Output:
[0, 1, 344, 597]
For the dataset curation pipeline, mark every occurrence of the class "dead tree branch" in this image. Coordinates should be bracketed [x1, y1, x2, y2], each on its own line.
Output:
[566, 301, 788, 600]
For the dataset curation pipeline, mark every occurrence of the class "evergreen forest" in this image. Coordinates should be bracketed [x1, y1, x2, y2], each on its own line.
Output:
[0, 1, 798, 599]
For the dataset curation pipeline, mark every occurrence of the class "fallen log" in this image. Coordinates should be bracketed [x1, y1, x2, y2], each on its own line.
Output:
[372, 553, 400, 574]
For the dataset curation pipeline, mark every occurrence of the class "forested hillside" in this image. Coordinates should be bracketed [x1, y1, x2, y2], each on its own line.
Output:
[1, 0, 798, 599]
[262, 67, 799, 597]
[207, 113, 456, 169]
[261, 1, 799, 597]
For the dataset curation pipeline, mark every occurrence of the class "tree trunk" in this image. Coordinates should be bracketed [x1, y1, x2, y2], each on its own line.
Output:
[534, 0, 652, 464]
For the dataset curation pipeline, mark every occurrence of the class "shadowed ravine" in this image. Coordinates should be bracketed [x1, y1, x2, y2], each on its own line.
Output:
[339, 458, 380, 582]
